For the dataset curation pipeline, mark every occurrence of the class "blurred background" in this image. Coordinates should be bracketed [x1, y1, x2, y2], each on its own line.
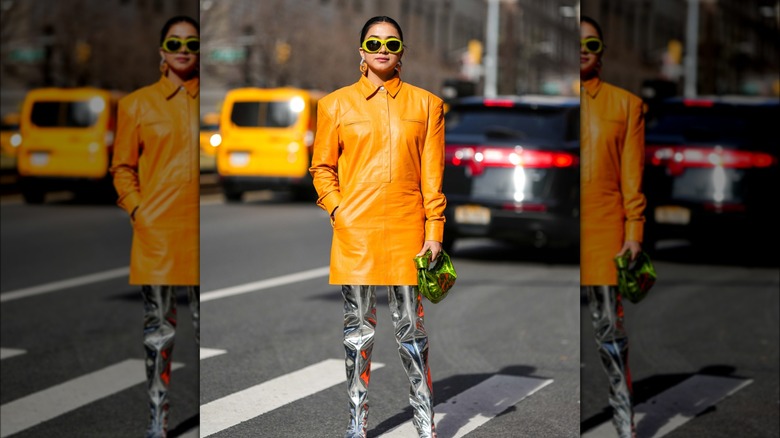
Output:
[1, 1, 201, 437]
[579, 2, 779, 437]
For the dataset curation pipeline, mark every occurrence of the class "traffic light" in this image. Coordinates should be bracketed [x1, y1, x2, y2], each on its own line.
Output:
[276, 42, 291, 65]
[468, 39, 482, 65]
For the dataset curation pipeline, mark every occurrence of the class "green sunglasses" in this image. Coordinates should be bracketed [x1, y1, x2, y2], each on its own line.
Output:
[361, 37, 403, 54]
[162, 37, 200, 54]
[581, 37, 604, 54]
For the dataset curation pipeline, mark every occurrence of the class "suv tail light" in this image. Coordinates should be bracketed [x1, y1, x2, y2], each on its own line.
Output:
[647, 145, 776, 176]
[447, 144, 577, 175]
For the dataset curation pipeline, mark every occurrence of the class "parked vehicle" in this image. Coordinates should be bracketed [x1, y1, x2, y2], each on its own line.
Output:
[643, 96, 779, 248]
[16, 87, 124, 203]
[442, 95, 580, 252]
[216, 87, 324, 201]
[1, 112, 21, 158]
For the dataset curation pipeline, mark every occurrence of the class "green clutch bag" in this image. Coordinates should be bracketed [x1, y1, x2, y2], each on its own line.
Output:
[614, 250, 657, 304]
[413, 249, 457, 303]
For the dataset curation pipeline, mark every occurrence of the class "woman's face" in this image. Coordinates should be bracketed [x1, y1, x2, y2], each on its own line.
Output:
[359, 22, 403, 78]
[580, 21, 601, 78]
[160, 21, 199, 79]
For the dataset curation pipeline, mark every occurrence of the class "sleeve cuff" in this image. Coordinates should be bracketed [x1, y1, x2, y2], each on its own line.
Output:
[320, 190, 343, 216]
[625, 220, 644, 243]
[117, 191, 141, 216]
[425, 221, 444, 242]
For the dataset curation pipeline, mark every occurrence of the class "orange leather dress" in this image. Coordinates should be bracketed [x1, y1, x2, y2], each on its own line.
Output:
[581, 77, 646, 285]
[111, 75, 199, 285]
[310, 74, 446, 285]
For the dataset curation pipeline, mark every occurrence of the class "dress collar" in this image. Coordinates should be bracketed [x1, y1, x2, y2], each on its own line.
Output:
[582, 76, 602, 98]
[357, 74, 402, 99]
[159, 74, 200, 99]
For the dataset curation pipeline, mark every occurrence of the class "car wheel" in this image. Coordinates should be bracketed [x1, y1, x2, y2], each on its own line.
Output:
[223, 188, 244, 203]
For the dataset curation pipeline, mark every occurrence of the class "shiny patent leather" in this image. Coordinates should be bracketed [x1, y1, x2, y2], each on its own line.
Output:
[111, 75, 200, 285]
[581, 77, 647, 285]
[310, 74, 446, 285]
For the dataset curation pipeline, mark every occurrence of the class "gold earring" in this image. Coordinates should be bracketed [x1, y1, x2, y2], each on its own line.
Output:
[395, 60, 402, 74]
[159, 58, 169, 75]
[359, 58, 368, 75]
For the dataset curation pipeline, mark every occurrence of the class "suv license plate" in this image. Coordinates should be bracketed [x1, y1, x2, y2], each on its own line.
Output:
[455, 205, 491, 225]
[655, 205, 691, 225]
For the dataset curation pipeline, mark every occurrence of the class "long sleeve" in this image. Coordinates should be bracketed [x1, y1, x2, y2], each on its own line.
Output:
[309, 103, 343, 216]
[110, 98, 142, 215]
[420, 97, 447, 242]
[621, 97, 647, 242]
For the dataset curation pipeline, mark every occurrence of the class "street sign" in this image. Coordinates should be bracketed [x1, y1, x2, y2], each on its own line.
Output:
[208, 47, 246, 63]
[10, 48, 45, 63]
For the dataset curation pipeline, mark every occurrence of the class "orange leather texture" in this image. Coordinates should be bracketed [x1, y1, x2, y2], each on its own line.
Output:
[310, 75, 447, 285]
[581, 77, 646, 285]
[110, 75, 199, 285]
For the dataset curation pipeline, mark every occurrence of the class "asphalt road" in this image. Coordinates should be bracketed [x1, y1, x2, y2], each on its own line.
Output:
[580, 241, 780, 438]
[198, 192, 582, 437]
[0, 194, 199, 438]
[2, 187, 777, 438]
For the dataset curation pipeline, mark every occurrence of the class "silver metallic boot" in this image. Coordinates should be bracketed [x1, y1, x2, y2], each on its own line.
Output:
[141, 285, 177, 438]
[185, 286, 200, 346]
[388, 286, 436, 438]
[342, 285, 377, 438]
[584, 285, 635, 438]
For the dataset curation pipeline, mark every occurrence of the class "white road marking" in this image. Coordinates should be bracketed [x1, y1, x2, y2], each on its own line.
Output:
[201, 266, 330, 302]
[581, 374, 753, 438]
[179, 427, 199, 438]
[0, 348, 26, 360]
[381, 374, 553, 438]
[200, 348, 228, 360]
[0, 359, 184, 438]
[200, 358, 385, 437]
[0, 267, 129, 303]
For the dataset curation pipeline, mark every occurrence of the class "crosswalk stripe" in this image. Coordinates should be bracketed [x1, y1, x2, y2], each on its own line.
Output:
[0, 267, 129, 303]
[0, 359, 184, 438]
[0, 348, 26, 360]
[201, 358, 385, 437]
[201, 267, 330, 302]
[381, 374, 553, 438]
[179, 427, 199, 438]
[581, 374, 753, 438]
[200, 348, 228, 360]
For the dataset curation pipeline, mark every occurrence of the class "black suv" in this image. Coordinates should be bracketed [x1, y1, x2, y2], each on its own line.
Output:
[643, 96, 779, 249]
[442, 95, 580, 252]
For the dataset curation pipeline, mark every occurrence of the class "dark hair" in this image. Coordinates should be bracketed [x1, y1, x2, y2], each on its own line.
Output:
[160, 15, 199, 44]
[360, 16, 404, 43]
[580, 16, 603, 41]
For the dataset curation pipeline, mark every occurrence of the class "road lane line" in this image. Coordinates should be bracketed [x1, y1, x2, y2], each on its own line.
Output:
[201, 358, 386, 437]
[0, 348, 26, 360]
[381, 374, 553, 438]
[200, 348, 227, 360]
[201, 266, 330, 302]
[0, 267, 129, 303]
[582, 374, 753, 438]
[0, 359, 184, 438]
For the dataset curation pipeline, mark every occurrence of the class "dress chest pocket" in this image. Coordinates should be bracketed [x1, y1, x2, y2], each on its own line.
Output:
[140, 119, 189, 184]
[401, 118, 426, 145]
[595, 115, 626, 144]
[341, 119, 371, 146]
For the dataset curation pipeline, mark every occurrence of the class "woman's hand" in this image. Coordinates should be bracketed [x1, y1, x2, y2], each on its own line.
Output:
[617, 240, 641, 260]
[416, 240, 443, 261]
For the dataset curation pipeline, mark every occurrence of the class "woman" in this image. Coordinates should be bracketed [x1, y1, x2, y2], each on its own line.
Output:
[110, 15, 200, 438]
[309, 15, 446, 438]
[580, 15, 646, 438]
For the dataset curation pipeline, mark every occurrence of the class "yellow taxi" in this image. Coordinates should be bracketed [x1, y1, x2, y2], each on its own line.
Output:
[0, 113, 21, 170]
[199, 112, 220, 172]
[216, 87, 324, 201]
[16, 87, 124, 203]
